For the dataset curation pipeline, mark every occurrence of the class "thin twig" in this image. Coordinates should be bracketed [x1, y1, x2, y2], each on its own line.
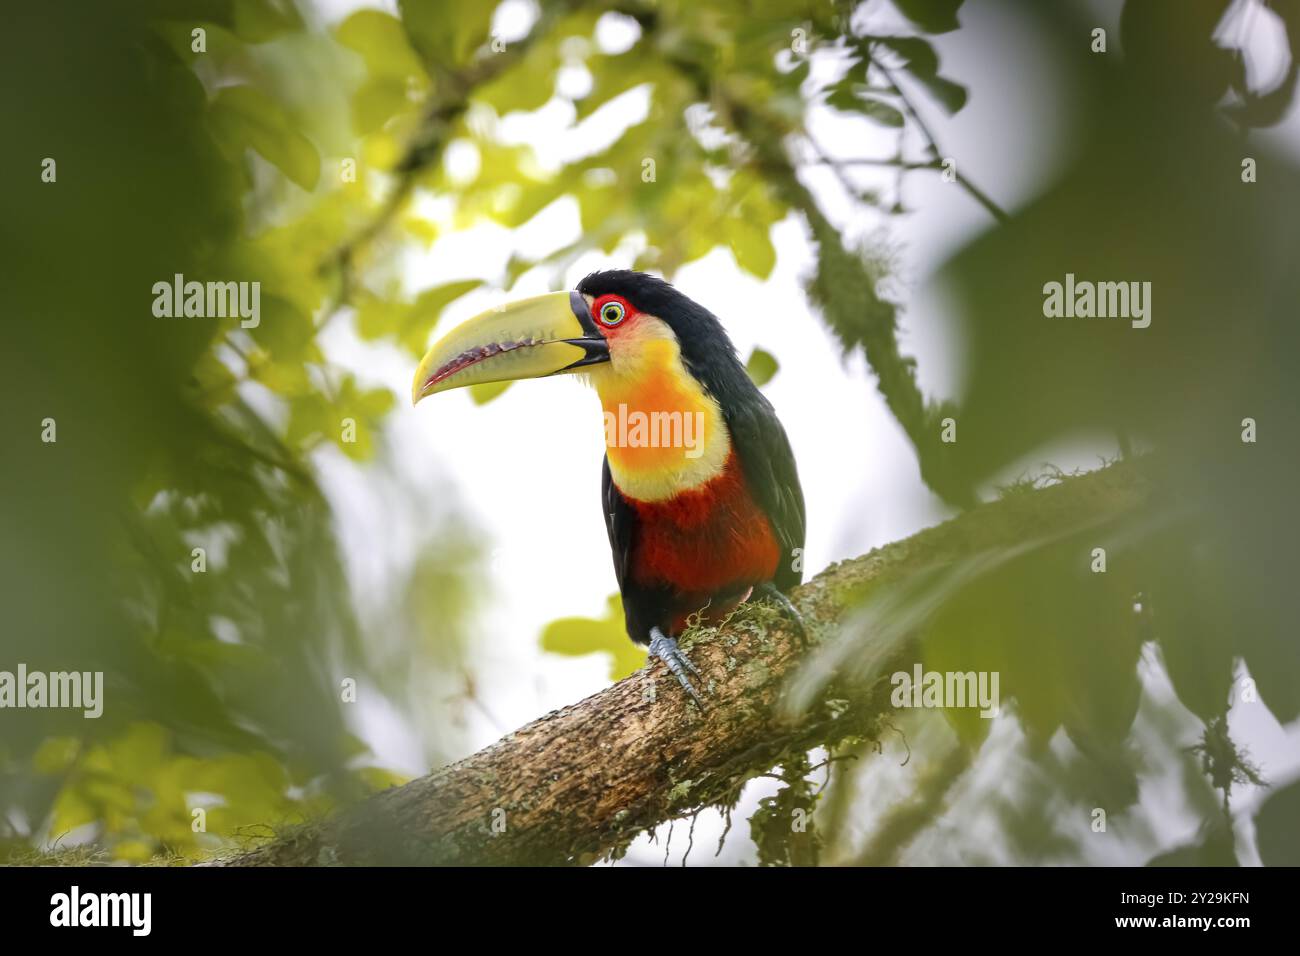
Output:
[871, 58, 1010, 223]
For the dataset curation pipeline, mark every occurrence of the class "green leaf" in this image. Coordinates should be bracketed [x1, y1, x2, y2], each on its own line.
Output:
[1146, 824, 1238, 866]
[150, 0, 301, 43]
[540, 594, 646, 681]
[356, 279, 484, 356]
[867, 36, 968, 114]
[33, 737, 80, 774]
[329, 378, 396, 461]
[353, 77, 414, 135]
[909, 71, 968, 115]
[209, 85, 320, 190]
[727, 218, 777, 279]
[475, 42, 559, 114]
[286, 393, 333, 449]
[825, 83, 864, 113]
[398, 0, 494, 69]
[404, 280, 485, 354]
[469, 381, 512, 405]
[248, 294, 314, 361]
[857, 95, 905, 127]
[574, 55, 672, 121]
[891, 0, 963, 34]
[356, 766, 411, 792]
[356, 386, 396, 420]
[870, 35, 938, 75]
[191, 349, 238, 405]
[1255, 779, 1300, 866]
[49, 787, 101, 836]
[473, 9, 610, 116]
[336, 9, 426, 81]
[745, 347, 780, 387]
[231, 0, 302, 43]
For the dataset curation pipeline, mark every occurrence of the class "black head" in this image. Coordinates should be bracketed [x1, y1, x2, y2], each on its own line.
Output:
[576, 270, 756, 403]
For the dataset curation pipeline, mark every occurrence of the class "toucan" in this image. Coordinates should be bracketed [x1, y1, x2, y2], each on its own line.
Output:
[412, 271, 805, 706]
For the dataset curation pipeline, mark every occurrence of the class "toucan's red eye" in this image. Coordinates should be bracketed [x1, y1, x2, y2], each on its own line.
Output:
[598, 300, 626, 326]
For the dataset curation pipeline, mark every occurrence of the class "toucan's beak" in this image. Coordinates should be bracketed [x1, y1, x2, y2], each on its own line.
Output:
[412, 291, 609, 405]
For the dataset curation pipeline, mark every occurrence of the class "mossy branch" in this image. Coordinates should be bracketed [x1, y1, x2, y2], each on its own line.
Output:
[223, 462, 1150, 866]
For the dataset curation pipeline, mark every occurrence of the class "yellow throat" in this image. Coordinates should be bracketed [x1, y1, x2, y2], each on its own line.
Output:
[584, 326, 730, 503]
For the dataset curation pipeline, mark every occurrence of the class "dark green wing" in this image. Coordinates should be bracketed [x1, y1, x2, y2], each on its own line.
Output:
[723, 392, 806, 592]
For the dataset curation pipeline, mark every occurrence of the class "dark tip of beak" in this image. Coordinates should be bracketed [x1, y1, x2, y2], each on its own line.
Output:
[561, 336, 610, 370]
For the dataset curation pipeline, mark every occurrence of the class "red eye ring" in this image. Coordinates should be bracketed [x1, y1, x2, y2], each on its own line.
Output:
[598, 300, 626, 326]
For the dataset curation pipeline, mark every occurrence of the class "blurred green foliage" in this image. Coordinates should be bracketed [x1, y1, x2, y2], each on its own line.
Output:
[928, 0, 1300, 736]
[793, 0, 1300, 865]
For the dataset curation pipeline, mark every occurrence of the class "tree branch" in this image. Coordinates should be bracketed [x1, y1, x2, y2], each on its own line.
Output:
[223, 461, 1150, 866]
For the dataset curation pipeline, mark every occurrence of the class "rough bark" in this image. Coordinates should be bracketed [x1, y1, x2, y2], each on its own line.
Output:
[226, 461, 1149, 866]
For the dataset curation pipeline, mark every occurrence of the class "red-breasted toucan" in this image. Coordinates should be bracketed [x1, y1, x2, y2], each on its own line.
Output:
[413, 271, 805, 706]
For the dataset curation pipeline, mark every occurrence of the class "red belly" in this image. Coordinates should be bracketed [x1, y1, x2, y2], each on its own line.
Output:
[627, 452, 780, 612]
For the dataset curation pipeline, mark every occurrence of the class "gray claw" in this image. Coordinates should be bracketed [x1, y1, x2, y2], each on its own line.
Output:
[648, 629, 705, 709]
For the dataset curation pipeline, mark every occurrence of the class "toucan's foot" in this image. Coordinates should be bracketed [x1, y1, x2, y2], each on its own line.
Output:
[648, 628, 705, 709]
[755, 582, 806, 643]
